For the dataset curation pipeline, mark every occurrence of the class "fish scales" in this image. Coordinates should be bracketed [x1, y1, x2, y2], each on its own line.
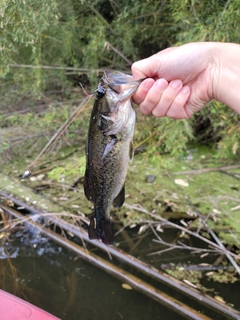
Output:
[84, 70, 143, 244]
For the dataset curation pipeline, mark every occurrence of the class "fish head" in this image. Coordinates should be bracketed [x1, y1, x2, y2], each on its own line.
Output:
[103, 69, 144, 102]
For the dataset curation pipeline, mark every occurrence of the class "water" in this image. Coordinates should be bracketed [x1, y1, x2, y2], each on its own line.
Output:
[1, 218, 240, 320]
[0, 228, 185, 320]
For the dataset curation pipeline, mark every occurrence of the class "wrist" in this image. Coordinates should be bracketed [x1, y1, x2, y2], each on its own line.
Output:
[212, 42, 240, 114]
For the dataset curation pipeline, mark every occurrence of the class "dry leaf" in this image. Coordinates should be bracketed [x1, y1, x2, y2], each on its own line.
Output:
[214, 296, 226, 304]
[174, 179, 189, 187]
[121, 283, 132, 290]
[183, 280, 198, 288]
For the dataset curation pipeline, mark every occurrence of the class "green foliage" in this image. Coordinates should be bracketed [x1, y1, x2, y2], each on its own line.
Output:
[0, 0, 240, 157]
[48, 155, 86, 182]
[0, 141, 9, 153]
[135, 112, 194, 160]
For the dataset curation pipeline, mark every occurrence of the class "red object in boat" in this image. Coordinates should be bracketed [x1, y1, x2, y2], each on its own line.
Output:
[0, 289, 60, 320]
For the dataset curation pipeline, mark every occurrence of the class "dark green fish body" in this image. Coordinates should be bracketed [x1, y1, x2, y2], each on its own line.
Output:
[84, 70, 142, 244]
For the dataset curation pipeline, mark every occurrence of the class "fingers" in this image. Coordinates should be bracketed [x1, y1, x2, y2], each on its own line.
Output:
[134, 78, 168, 114]
[151, 79, 183, 117]
[133, 78, 155, 106]
[165, 86, 191, 119]
[133, 78, 191, 119]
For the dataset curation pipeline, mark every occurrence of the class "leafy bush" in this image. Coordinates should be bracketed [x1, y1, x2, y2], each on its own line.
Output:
[0, 0, 239, 158]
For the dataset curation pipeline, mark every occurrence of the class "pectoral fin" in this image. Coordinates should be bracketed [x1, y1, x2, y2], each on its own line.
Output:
[102, 136, 118, 159]
[113, 184, 125, 208]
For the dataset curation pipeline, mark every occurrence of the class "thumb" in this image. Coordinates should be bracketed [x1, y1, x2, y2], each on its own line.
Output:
[132, 47, 178, 80]
[131, 54, 160, 80]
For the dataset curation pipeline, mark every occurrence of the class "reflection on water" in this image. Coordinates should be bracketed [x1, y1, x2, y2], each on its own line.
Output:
[0, 227, 185, 320]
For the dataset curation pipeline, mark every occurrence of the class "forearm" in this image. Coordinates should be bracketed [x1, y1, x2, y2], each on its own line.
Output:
[213, 42, 240, 114]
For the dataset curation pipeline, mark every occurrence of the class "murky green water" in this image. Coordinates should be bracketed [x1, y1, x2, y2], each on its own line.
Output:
[0, 228, 186, 320]
[1, 221, 240, 320]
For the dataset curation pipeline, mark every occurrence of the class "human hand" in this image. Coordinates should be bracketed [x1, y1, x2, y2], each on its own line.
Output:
[132, 42, 218, 119]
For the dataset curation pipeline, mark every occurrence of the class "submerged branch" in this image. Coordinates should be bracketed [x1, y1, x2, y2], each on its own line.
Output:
[124, 203, 239, 260]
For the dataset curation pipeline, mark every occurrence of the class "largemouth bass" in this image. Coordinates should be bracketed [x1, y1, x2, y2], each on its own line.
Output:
[84, 70, 142, 244]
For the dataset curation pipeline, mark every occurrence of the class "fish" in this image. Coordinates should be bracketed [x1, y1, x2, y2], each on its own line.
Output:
[84, 69, 143, 244]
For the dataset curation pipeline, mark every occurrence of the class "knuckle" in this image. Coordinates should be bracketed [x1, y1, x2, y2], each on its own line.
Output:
[140, 103, 152, 115]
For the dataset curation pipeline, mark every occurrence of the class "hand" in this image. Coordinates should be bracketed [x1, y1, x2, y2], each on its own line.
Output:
[132, 42, 218, 119]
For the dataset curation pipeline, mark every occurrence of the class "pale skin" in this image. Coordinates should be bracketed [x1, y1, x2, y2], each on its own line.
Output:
[131, 42, 240, 119]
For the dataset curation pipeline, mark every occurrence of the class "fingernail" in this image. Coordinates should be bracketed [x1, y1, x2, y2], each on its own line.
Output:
[181, 86, 190, 94]
[170, 79, 182, 89]
[156, 79, 168, 90]
[143, 78, 154, 90]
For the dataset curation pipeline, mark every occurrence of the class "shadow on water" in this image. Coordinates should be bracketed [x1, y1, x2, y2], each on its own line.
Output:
[0, 226, 186, 320]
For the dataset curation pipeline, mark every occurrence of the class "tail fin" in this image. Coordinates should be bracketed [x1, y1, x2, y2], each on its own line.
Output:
[88, 213, 113, 245]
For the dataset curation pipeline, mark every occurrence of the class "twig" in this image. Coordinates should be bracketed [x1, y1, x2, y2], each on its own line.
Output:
[124, 203, 239, 259]
[28, 97, 90, 171]
[212, 0, 231, 36]
[8, 64, 105, 73]
[108, 0, 119, 16]
[165, 169, 240, 275]
[147, 224, 222, 256]
[104, 41, 132, 65]
[151, 239, 224, 256]
[173, 164, 240, 175]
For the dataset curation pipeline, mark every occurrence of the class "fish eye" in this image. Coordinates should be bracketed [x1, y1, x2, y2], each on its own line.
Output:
[96, 83, 106, 98]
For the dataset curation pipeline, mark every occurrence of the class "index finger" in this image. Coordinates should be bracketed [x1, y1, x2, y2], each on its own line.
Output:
[132, 78, 155, 105]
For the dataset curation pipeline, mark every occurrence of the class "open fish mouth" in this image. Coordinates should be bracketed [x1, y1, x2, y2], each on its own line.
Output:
[102, 69, 145, 99]
[104, 70, 135, 85]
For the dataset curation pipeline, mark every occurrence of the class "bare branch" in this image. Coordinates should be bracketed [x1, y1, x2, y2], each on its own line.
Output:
[124, 203, 239, 260]
[104, 41, 132, 65]
[8, 64, 105, 73]
[173, 164, 240, 175]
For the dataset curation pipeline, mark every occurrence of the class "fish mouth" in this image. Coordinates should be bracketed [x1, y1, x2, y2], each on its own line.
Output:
[103, 69, 145, 95]
[104, 70, 134, 85]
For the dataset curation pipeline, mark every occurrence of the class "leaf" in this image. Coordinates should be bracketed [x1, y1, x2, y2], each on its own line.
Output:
[174, 179, 189, 187]
[121, 283, 132, 290]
